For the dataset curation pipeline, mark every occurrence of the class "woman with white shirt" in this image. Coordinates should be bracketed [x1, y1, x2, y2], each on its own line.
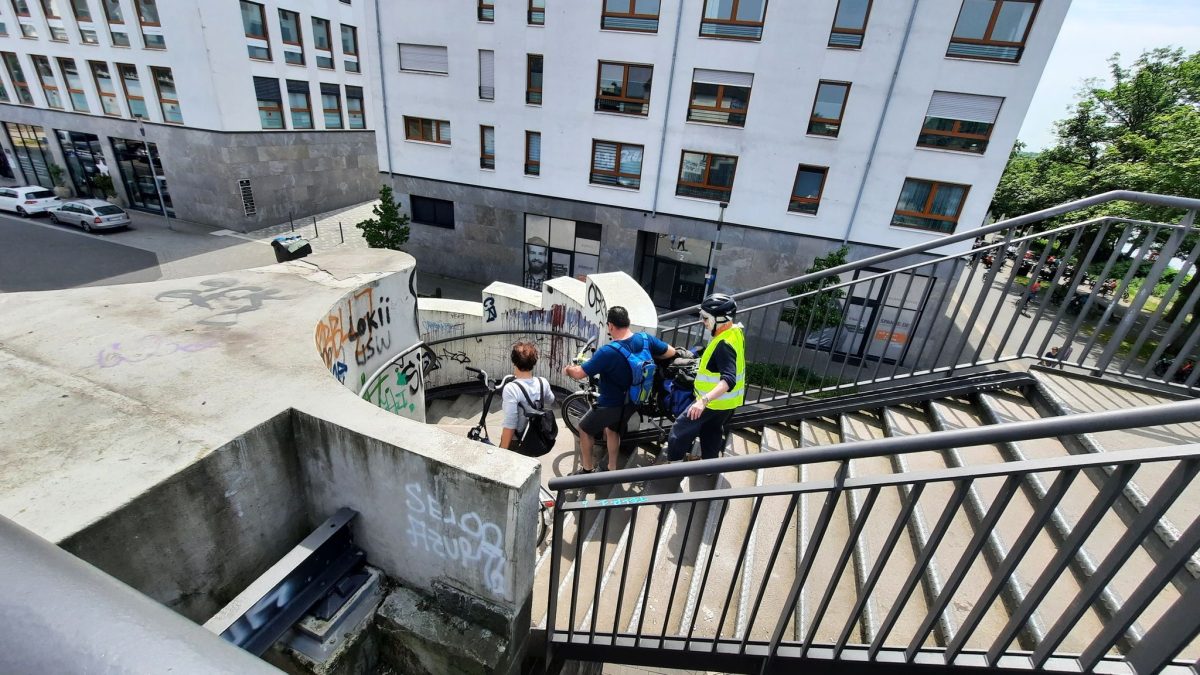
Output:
[499, 341, 555, 451]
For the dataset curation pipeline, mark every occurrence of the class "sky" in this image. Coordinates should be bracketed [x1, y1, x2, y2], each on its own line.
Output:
[1016, 0, 1200, 150]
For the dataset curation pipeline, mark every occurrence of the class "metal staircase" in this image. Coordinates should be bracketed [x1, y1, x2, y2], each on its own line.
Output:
[528, 191, 1200, 673]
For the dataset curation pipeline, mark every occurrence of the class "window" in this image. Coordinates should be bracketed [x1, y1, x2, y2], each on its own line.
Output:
[399, 44, 448, 74]
[312, 17, 333, 68]
[69, 0, 89, 21]
[341, 24, 358, 72]
[117, 63, 146, 117]
[829, 0, 871, 48]
[601, 0, 658, 33]
[808, 81, 850, 137]
[478, 49, 494, 100]
[151, 66, 181, 123]
[253, 76, 284, 129]
[595, 61, 652, 116]
[918, 91, 1002, 154]
[20, 23, 38, 38]
[346, 85, 365, 128]
[411, 196, 454, 228]
[11, 0, 30, 16]
[2, 53, 32, 104]
[321, 83, 342, 128]
[478, 0, 493, 22]
[590, 140, 643, 189]
[524, 215, 602, 288]
[89, 60, 119, 114]
[137, 0, 163, 48]
[102, 0, 128, 45]
[39, 0, 59, 19]
[241, 1, 270, 60]
[676, 151, 737, 201]
[50, 25, 69, 41]
[279, 9, 304, 65]
[789, 165, 828, 214]
[893, 178, 970, 233]
[947, 0, 1039, 63]
[286, 80, 312, 129]
[480, 125, 495, 169]
[55, 130, 105, 198]
[526, 54, 542, 105]
[110, 136, 173, 215]
[4, 123, 53, 187]
[687, 69, 752, 126]
[525, 131, 540, 175]
[528, 0, 544, 25]
[79, 27, 99, 44]
[31, 55, 62, 108]
[700, 0, 768, 40]
[404, 116, 449, 143]
[58, 58, 88, 111]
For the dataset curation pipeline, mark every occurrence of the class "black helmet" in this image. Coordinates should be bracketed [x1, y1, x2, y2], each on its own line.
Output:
[701, 293, 737, 318]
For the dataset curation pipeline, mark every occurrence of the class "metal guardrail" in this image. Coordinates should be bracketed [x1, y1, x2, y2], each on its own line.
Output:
[544, 398, 1200, 673]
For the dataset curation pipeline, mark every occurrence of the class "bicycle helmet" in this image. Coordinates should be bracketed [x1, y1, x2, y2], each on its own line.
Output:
[700, 293, 737, 319]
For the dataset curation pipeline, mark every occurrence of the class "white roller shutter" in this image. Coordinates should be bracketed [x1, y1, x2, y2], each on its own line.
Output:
[478, 49, 494, 96]
[926, 91, 1003, 123]
[399, 44, 449, 74]
[693, 69, 754, 88]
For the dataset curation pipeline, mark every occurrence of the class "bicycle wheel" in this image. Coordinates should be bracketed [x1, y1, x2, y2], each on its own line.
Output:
[560, 391, 594, 437]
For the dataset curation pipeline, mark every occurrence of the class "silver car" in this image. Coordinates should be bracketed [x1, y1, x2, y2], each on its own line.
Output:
[49, 199, 132, 232]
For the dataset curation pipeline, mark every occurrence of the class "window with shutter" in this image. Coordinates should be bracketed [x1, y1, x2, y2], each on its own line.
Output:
[480, 125, 495, 168]
[399, 44, 449, 74]
[590, 140, 642, 189]
[688, 69, 753, 126]
[478, 50, 494, 100]
[254, 76, 284, 129]
[525, 131, 540, 175]
[918, 91, 1003, 154]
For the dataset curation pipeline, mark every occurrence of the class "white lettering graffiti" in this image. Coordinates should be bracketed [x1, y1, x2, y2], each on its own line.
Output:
[404, 483, 511, 600]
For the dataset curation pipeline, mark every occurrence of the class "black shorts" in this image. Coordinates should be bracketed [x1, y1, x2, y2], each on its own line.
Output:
[578, 404, 634, 436]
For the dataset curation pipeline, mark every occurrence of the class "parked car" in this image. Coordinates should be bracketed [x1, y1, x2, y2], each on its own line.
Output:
[49, 199, 131, 232]
[0, 185, 62, 216]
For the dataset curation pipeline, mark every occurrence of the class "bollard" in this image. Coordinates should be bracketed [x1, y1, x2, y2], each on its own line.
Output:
[312, 216, 319, 239]
[339, 221, 344, 244]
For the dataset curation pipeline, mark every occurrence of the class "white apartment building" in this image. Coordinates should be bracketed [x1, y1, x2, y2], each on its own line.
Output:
[0, 0, 377, 228]
[374, 0, 1069, 309]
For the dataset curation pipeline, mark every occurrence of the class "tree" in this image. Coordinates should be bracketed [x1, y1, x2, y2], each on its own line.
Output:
[356, 185, 410, 251]
[780, 245, 849, 330]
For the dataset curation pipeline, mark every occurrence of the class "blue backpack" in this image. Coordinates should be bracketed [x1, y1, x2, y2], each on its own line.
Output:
[611, 334, 657, 406]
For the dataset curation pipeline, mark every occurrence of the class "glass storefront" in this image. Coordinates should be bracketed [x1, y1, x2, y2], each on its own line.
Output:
[56, 130, 105, 199]
[523, 214, 602, 290]
[637, 231, 714, 310]
[110, 136, 173, 216]
[3, 122, 53, 187]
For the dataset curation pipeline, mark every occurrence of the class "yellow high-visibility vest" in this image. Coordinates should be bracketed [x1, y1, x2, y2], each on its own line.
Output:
[694, 324, 745, 410]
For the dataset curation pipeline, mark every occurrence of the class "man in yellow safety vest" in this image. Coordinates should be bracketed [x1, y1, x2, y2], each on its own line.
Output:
[664, 293, 745, 462]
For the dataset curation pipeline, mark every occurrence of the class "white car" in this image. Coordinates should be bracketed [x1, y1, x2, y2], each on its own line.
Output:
[49, 199, 132, 232]
[0, 185, 62, 216]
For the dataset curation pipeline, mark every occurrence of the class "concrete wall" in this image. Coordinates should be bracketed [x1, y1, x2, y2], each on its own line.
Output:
[58, 411, 310, 623]
[0, 104, 378, 229]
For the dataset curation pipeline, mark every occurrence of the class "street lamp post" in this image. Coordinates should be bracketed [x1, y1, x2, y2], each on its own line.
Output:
[136, 117, 172, 232]
[703, 201, 728, 296]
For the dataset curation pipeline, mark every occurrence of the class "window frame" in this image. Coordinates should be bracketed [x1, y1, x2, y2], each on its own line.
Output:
[322, 87, 343, 128]
[525, 130, 540, 176]
[947, 0, 1040, 63]
[828, 0, 872, 48]
[12, 0, 31, 17]
[892, 178, 971, 234]
[57, 57, 88, 112]
[312, 17, 334, 69]
[241, 0, 271, 60]
[150, 65, 180, 124]
[30, 55, 63, 109]
[89, 60, 120, 115]
[403, 115, 450, 144]
[807, 80, 851, 138]
[101, 0, 122, 23]
[528, 0, 544, 25]
[590, 139, 643, 190]
[675, 150, 738, 202]
[410, 195, 455, 229]
[340, 24, 357, 55]
[699, 0, 769, 41]
[917, 117, 994, 154]
[478, 0, 494, 22]
[594, 60, 652, 116]
[116, 62, 147, 118]
[39, 0, 60, 19]
[278, 8, 302, 46]
[601, 0, 660, 33]
[287, 85, 313, 130]
[686, 79, 751, 127]
[479, 125, 495, 169]
[69, 0, 90, 21]
[135, 0, 159, 27]
[526, 53, 542, 105]
[788, 164, 828, 215]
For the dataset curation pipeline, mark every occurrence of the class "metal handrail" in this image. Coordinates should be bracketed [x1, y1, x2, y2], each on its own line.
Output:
[659, 190, 1200, 320]
[548, 398, 1200, 490]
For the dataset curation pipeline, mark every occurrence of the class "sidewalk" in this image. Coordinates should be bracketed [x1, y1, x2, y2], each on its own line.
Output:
[241, 200, 381, 252]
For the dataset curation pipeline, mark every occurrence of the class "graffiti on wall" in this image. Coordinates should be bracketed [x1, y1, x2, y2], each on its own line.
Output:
[420, 320, 465, 343]
[483, 297, 497, 323]
[499, 304, 600, 371]
[315, 286, 397, 377]
[156, 278, 292, 326]
[404, 482, 511, 600]
[95, 334, 219, 368]
[358, 345, 425, 421]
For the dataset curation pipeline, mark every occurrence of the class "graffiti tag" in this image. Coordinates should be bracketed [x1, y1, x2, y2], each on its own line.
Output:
[404, 482, 511, 600]
[156, 278, 292, 326]
[483, 296, 497, 322]
[96, 335, 219, 368]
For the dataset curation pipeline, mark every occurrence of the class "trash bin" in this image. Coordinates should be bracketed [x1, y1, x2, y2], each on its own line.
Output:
[272, 235, 312, 262]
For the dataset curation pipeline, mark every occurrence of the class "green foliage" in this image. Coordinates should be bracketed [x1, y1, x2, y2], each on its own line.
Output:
[47, 163, 65, 187]
[780, 245, 850, 329]
[91, 174, 116, 198]
[745, 362, 849, 397]
[356, 185, 410, 251]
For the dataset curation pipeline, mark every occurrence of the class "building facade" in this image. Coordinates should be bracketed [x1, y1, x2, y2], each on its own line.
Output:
[373, 0, 1069, 309]
[0, 0, 378, 229]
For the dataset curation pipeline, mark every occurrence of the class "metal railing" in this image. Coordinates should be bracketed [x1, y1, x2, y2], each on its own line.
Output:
[544, 399, 1200, 673]
[659, 192, 1200, 401]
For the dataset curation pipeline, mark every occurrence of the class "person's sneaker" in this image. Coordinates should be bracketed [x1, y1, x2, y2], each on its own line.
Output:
[568, 467, 595, 477]
[683, 454, 701, 462]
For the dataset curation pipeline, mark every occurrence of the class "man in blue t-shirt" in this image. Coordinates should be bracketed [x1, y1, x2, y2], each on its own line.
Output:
[563, 306, 675, 474]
